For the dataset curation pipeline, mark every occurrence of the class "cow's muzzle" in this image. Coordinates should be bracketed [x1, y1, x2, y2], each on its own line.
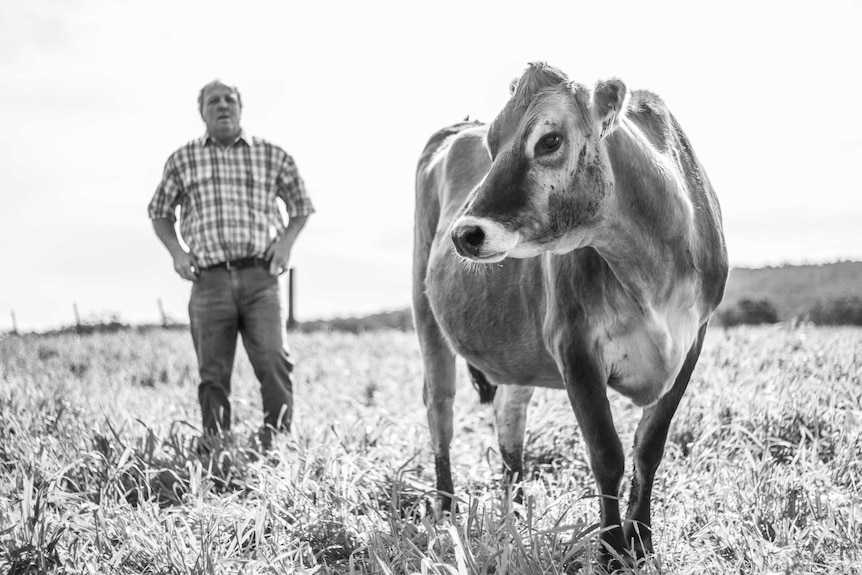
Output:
[450, 216, 517, 262]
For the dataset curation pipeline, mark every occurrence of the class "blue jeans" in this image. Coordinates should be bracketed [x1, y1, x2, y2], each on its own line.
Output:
[189, 266, 294, 434]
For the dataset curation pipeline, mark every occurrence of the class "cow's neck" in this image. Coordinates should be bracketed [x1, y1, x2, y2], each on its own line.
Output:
[591, 123, 697, 308]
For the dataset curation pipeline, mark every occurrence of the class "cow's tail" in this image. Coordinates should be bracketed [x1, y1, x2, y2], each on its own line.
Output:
[467, 364, 497, 404]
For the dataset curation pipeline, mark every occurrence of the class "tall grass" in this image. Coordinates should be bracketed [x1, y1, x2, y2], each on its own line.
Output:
[1, 325, 860, 573]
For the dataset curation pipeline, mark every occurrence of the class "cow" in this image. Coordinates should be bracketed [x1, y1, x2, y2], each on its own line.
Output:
[412, 62, 728, 567]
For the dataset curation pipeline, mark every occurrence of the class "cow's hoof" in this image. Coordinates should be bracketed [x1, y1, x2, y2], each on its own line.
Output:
[623, 522, 654, 559]
[597, 535, 635, 573]
[596, 553, 634, 574]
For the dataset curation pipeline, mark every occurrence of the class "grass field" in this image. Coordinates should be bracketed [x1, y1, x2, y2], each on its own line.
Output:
[1, 325, 860, 574]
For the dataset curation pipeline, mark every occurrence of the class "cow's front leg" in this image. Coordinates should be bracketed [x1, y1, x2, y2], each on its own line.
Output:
[414, 253, 458, 514]
[625, 323, 707, 558]
[418, 332, 457, 513]
[423, 368, 457, 512]
[493, 384, 535, 505]
[557, 345, 626, 567]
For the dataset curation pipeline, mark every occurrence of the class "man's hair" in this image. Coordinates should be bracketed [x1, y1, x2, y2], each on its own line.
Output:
[197, 80, 243, 115]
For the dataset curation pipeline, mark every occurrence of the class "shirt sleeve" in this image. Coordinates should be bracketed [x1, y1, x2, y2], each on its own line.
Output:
[276, 154, 316, 217]
[148, 154, 184, 222]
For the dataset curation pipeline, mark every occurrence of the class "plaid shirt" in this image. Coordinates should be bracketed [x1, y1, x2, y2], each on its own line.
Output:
[148, 132, 315, 268]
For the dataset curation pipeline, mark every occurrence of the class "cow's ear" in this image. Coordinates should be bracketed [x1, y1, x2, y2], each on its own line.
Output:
[591, 79, 628, 141]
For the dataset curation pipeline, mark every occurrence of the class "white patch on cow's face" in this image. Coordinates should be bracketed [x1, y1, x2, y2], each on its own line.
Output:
[523, 106, 579, 165]
[509, 91, 611, 254]
[522, 110, 583, 203]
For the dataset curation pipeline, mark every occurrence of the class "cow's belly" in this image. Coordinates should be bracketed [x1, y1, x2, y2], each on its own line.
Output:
[425, 238, 562, 388]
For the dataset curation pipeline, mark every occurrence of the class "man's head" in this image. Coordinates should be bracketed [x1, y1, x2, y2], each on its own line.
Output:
[198, 80, 243, 145]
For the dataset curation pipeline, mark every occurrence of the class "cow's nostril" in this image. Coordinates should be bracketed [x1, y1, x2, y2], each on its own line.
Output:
[464, 226, 485, 247]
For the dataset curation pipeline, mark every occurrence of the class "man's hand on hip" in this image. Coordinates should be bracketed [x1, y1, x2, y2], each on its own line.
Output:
[152, 219, 200, 282]
[173, 251, 200, 281]
[265, 236, 293, 276]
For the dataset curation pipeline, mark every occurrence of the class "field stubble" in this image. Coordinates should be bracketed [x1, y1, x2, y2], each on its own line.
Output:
[0, 324, 860, 574]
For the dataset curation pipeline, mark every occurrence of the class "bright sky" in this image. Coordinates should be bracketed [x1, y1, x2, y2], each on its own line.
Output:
[2, 1, 860, 331]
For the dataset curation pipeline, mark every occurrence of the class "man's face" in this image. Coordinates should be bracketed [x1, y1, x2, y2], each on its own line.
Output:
[201, 83, 241, 144]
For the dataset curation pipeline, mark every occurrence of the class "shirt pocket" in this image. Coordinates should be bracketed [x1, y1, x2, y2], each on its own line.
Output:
[247, 167, 273, 214]
[182, 165, 215, 210]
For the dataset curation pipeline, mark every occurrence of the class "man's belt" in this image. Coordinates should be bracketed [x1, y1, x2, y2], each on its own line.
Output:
[205, 257, 268, 271]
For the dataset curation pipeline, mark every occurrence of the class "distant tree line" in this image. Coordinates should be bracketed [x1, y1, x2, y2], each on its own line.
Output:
[294, 309, 414, 333]
[717, 299, 780, 327]
[806, 296, 862, 326]
[717, 296, 862, 327]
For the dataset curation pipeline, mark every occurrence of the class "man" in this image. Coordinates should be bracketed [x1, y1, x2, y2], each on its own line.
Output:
[148, 80, 314, 447]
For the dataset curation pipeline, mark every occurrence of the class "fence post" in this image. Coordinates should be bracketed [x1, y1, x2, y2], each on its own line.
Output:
[157, 298, 167, 327]
[10, 310, 17, 335]
[73, 302, 81, 332]
[287, 267, 297, 330]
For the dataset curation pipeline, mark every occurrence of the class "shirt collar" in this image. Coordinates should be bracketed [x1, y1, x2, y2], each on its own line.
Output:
[200, 129, 251, 148]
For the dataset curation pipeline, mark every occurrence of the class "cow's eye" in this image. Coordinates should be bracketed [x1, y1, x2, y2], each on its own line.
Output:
[538, 134, 562, 153]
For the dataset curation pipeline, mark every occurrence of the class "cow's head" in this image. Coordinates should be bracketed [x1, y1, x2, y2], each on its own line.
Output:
[451, 63, 628, 262]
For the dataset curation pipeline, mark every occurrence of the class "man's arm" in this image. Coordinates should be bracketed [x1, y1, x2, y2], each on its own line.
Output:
[152, 217, 199, 281]
[265, 215, 309, 276]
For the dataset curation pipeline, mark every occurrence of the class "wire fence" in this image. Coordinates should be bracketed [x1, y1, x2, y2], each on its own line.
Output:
[7, 269, 299, 336]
